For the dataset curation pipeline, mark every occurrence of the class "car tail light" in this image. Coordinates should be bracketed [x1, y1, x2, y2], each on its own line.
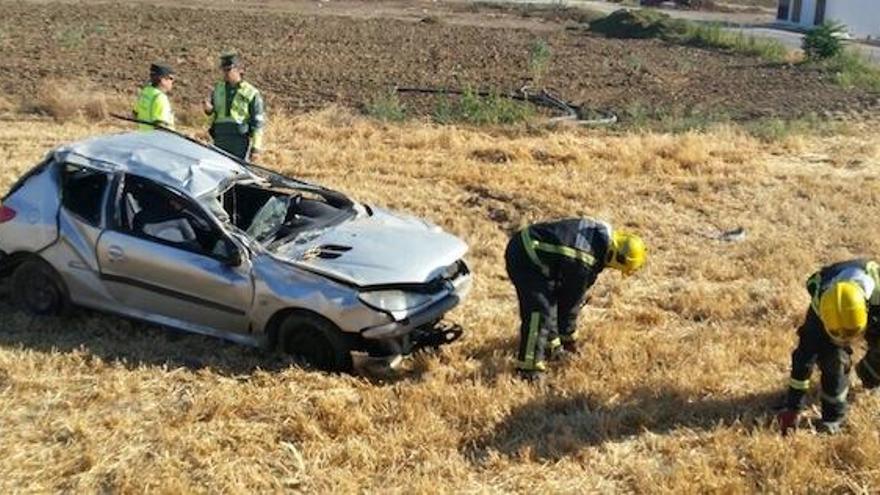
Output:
[0, 204, 16, 223]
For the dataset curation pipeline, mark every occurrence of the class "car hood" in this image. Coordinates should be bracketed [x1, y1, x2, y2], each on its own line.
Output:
[271, 208, 468, 286]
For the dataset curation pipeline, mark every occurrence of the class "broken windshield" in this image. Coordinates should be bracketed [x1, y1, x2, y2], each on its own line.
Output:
[246, 195, 291, 242]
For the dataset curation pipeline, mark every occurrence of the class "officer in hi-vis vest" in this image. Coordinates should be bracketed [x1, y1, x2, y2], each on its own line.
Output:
[203, 53, 266, 160]
[133, 63, 175, 130]
[777, 259, 880, 435]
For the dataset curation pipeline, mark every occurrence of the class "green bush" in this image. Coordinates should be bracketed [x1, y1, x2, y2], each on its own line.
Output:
[825, 49, 880, 92]
[432, 89, 534, 125]
[364, 91, 406, 122]
[802, 22, 845, 60]
[589, 9, 687, 39]
[680, 23, 788, 62]
[589, 10, 788, 63]
[528, 39, 552, 85]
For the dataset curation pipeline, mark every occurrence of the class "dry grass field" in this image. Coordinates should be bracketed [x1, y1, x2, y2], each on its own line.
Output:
[1, 108, 880, 492]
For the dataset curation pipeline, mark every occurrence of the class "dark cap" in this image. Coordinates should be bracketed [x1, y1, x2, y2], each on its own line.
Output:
[149, 63, 175, 78]
[219, 53, 240, 68]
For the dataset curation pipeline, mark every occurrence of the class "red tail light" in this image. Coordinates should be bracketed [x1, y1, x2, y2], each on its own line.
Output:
[0, 205, 16, 223]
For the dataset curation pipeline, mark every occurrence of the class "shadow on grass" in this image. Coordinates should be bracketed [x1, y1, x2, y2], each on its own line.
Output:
[463, 387, 782, 462]
[0, 300, 289, 376]
[0, 282, 430, 382]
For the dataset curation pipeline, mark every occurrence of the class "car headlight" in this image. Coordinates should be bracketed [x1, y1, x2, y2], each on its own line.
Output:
[359, 290, 435, 312]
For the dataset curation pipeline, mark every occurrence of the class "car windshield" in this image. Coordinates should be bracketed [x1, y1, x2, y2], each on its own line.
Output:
[222, 182, 358, 247]
[247, 195, 291, 242]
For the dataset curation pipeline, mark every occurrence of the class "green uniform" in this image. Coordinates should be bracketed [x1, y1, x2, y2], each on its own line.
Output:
[208, 81, 266, 160]
[133, 85, 174, 130]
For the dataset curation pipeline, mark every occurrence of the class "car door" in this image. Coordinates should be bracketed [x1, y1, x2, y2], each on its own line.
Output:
[41, 164, 117, 309]
[96, 174, 254, 334]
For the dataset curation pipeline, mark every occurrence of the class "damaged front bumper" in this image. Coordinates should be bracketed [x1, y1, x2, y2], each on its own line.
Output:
[355, 270, 472, 368]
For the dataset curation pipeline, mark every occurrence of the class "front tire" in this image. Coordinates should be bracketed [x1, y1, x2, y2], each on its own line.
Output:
[278, 313, 353, 372]
[11, 258, 70, 316]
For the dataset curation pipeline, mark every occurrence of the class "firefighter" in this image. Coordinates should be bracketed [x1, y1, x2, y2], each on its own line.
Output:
[203, 53, 266, 160]
[133, 63, 175, 130]
[505, 218, 647, 381]
[777, 259, 880, 435]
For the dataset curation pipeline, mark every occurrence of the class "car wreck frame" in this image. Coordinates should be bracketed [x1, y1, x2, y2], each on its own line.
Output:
[0, 129, 472, 372]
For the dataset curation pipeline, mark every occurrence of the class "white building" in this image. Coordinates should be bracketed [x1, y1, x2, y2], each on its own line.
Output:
[776, 0, 880, 40]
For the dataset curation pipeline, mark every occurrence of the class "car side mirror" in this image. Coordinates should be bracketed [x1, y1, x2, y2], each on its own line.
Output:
[223, 240, 243, 266]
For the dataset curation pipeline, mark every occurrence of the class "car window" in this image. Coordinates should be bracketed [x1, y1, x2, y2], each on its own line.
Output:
[61, 164, 110, 227]
[117, 175, 231, 259]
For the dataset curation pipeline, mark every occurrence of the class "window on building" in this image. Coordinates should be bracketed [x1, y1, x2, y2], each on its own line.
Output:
[792, 0, 802, 23]
[777, 0, 790, 21]
[814, 0, 826, 25]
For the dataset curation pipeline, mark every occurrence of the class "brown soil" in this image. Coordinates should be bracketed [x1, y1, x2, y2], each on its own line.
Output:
[1, 1, 878, 122]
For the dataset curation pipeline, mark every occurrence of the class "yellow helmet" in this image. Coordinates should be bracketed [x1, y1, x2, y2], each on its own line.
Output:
[607, 231, 646, 276]
[818, 281, 868, 344]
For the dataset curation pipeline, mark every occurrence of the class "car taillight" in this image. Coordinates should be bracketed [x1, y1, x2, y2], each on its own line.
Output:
[0, 205, 16, 223]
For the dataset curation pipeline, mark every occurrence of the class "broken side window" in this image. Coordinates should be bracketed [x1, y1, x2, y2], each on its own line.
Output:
[61, 164, 110, 227]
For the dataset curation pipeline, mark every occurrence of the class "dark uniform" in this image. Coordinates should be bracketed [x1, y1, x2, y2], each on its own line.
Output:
[505, 218, 612, 373]
[785, 259, 880, 423]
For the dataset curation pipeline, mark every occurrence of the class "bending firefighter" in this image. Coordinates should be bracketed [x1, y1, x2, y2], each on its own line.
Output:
[505, 218, 647, 380]
[203, 53, 266, 160]
[133, 63, 175, 130]
[778, 259, 880, 435]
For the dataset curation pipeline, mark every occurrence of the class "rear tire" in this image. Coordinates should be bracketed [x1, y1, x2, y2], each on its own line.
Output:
[278, 313, 353, 372]
[11, 258, 70, 316]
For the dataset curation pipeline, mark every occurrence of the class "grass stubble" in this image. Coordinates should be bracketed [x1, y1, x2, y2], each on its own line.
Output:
[0, 107, 879, 492]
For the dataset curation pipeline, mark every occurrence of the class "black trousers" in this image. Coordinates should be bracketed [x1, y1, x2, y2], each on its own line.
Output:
[786, 309, 853, 422]
[505, 235, 584, 371]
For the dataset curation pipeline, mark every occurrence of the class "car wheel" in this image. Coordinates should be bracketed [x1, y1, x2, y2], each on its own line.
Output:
[279, 313, 353, 372]
[11, 258, 70, 316]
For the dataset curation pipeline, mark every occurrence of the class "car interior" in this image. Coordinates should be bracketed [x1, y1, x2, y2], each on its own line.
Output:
[221, 182, 352, 245]
[119, 175, 230, 258]
[61, 164, 110, 227]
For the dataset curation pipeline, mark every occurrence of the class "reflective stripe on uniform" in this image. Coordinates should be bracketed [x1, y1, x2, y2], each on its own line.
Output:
[522, 312, 541, 369]
[534, 241, 596, 267]
[520, 228, 595, 275]
[820, 386, 849, 406]
[521, 229, 550, 276]
[789, 377, 810, 391]
[515, 360, 547, 371]
[807, 273, 822, 312]
[867, 261, 880, 305]
[549, 337, 561, 349]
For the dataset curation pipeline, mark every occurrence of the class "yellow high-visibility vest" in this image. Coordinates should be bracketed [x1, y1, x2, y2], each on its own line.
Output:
[210, 81, 263, 150]
[133, 85, 174, 131]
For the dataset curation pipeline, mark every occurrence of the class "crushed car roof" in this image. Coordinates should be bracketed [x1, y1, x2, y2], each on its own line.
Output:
[54, 131, 257, 198]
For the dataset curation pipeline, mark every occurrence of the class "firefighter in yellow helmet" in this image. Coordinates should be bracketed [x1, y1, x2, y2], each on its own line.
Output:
[778, 259, 880, 435]
[505, 218, 646, 381]
[133, 63, 175, 130]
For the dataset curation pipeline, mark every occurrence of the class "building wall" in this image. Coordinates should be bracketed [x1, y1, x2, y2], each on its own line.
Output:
[779, 0, 880, 39]
[826, 0, 880, 39]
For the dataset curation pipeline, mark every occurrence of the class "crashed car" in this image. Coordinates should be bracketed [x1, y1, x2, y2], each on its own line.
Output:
[0, 131, 471, 371]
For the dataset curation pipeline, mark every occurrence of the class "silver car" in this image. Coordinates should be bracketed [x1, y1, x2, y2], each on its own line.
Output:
[0, 131, 471, 371]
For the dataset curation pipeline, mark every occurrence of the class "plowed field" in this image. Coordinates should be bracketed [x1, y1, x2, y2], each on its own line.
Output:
[1, 1, 878, 121]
